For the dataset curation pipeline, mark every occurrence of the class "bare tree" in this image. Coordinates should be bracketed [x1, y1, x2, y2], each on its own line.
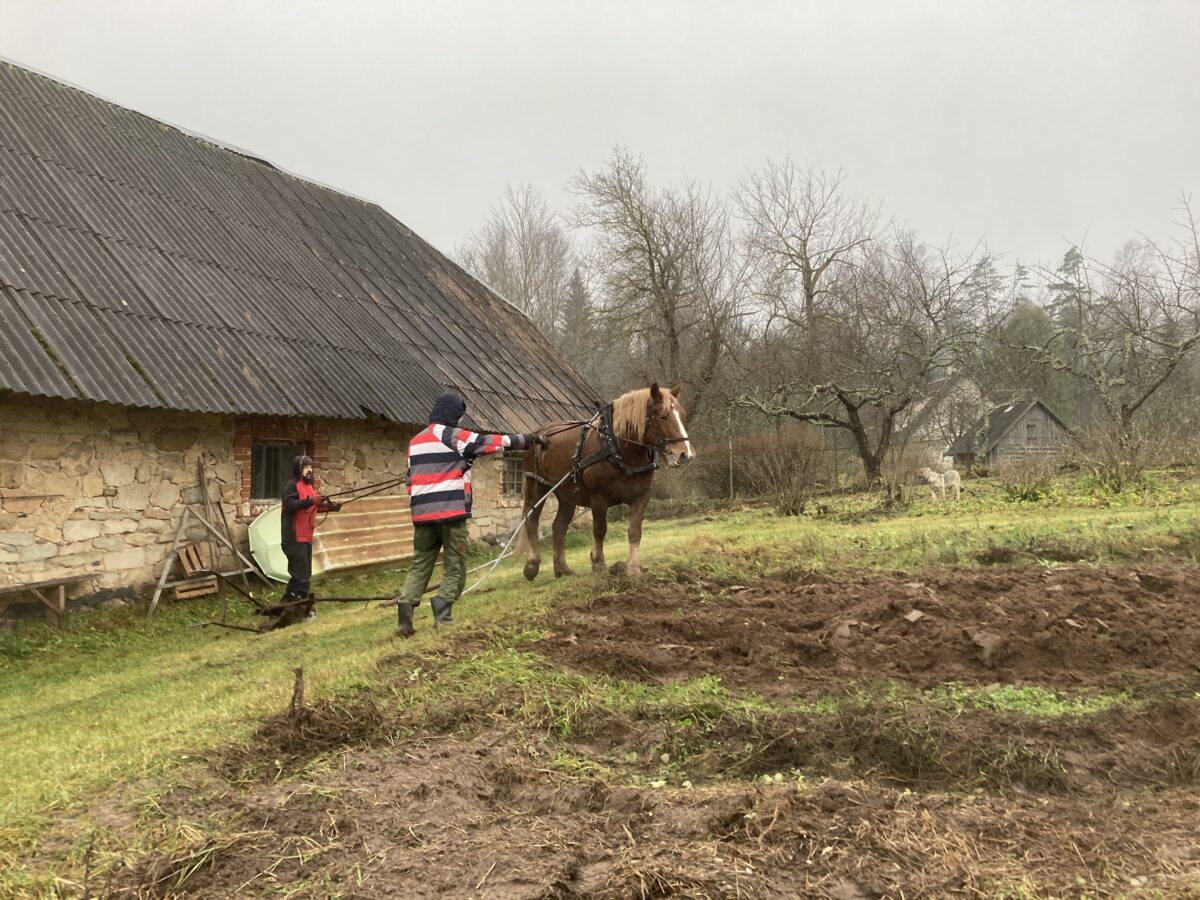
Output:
[736, 159, 877, 328]
[572, 148, 751, 422]
[1025, 198, 1200, 451]
[736, 232, 980, 483]
[459, 184, 574, 337]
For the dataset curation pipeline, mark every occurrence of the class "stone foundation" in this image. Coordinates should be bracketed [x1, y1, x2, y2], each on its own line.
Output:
[0, 396, 554, 620]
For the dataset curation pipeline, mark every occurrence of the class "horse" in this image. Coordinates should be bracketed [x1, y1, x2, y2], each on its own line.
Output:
[521, 383, 694, 580]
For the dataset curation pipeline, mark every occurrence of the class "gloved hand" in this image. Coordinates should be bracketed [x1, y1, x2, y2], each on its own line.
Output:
[329, 501, 343, 512]
[531, 433, 551, 449]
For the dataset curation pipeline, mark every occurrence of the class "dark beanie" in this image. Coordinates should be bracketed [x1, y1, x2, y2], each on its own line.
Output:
[429, 393, 467, 426]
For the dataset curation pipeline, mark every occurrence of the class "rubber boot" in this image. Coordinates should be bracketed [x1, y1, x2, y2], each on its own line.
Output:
[395, 601, 415, 638]
[430, 596, 454, 628]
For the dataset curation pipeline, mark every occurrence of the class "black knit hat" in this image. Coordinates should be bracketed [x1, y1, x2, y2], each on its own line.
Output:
[429, 393, 467, 426]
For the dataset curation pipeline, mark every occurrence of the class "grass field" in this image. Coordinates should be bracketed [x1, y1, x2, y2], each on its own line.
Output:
[3, 471, 1200, 897]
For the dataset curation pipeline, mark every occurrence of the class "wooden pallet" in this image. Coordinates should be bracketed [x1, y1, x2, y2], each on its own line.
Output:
[173, 544, 218, 600]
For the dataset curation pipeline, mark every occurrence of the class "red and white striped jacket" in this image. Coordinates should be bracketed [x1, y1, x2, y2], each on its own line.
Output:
[406, 425, 530, 525]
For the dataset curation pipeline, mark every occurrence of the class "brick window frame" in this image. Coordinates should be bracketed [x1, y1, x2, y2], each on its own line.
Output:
[233, 416, 329, 517]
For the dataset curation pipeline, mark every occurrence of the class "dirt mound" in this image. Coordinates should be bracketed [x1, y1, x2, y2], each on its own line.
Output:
[120, 733, 1200, 898]
[570, 697, 1200, 794]
[210, 691, 393, 781]
[40, 564, 1200, 898]
[539, 564, 1200, 693]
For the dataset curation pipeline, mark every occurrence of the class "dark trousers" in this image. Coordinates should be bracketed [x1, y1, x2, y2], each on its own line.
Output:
[283, 541, 313, 598]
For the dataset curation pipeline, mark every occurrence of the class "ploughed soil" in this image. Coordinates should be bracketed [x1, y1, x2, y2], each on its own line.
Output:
[539, 565, 1200, 695]
[46, 565, 1200, 897]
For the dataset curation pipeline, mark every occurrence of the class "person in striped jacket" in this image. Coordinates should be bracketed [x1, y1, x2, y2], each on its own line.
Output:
[396, 393, 548, 636]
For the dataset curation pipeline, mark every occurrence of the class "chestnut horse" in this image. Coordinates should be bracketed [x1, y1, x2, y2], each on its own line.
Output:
[522, 384, 694, 580]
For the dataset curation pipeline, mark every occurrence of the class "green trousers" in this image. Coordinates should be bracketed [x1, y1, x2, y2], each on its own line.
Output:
[401, 520, 469, 607]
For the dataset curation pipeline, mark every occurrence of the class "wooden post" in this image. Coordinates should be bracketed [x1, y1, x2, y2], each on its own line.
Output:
[288, 667, 305, 731]
[189, 509, 262, 581]
[212, 480, 249, 594]
[196, 459, 218, 579]
[149, 506, 190, 616]
[30, 586, 65, 628]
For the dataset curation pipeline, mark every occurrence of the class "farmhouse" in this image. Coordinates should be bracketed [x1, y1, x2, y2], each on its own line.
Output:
[948, 399, 1070, 469]
[0, 60, 596, 617]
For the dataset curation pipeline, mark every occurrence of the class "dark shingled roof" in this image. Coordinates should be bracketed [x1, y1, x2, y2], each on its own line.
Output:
[948, 399, 1067, 456]
[0, 60, 597, 432]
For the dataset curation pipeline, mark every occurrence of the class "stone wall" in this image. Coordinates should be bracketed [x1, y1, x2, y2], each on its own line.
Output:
[0, 395, 550, 620]
[0, 397, 237, 614]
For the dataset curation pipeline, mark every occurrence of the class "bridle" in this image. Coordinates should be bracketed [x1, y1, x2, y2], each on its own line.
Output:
[637, 401, 691, 453]
[560, 398, 690, 484]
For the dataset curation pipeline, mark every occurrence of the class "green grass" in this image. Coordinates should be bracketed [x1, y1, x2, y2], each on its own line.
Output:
[0, 559, 586, 829]
[927, 682, 1132, 716]
[2, 470, 1199, 859]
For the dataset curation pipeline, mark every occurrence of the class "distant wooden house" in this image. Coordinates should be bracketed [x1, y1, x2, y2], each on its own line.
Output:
[948, 400, 1070, 469]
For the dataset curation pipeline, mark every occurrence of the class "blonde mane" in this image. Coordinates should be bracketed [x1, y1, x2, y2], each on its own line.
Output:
[611, 388, 655, 442]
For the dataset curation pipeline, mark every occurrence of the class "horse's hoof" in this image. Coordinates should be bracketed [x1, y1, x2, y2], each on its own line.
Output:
[592, 561, 607, 574]
[523, 560, 540, 581]
[609, 561, 630, 576]
[554, 564, 575, 578]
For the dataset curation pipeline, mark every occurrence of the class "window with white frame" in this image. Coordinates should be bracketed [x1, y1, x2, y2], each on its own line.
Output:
[501, 455, 525, 496]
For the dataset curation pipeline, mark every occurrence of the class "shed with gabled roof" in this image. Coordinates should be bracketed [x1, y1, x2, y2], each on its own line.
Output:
[948, 399, 1070, 468]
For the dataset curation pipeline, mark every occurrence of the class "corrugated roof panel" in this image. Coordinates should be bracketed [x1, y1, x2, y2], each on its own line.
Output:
[342, 351, 442, 423]
[104, 241, 216, 327]
[166, 252, 272, 335]
[278, 286, 370, 353]
[190, 325, 299, 415]
[0, 84, 64, 162]
[242, 334, 348, 418]
[45, 163, 154, 246]
[98, 311, 236, 413]
[8, 291, 163, 407]
[21, 218, 159, 317]
[0, 209, 79, 299]
[0, 287, 78, 399]
[0, 149, 90, 230]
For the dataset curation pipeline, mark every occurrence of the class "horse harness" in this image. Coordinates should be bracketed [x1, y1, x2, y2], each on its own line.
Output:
[526, 403, 666, 488]
[572, 403, 661, 482]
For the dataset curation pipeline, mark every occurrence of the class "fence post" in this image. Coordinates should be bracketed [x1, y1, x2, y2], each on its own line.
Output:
[832, 434, 839, 491]
[727, 408, 735, 501]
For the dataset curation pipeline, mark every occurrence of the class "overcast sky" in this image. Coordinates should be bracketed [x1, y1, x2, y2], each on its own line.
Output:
[2, 0, 1197, 270]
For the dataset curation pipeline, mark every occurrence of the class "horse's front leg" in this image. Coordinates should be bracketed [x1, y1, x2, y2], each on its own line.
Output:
[552, 499, 577, 577]
[590, 500, 609, 573]
[626, 492, 651, 576]
[522, 487, 546, 581]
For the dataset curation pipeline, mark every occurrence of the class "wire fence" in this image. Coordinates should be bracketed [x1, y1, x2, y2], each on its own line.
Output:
[685, 432, 961, 502]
